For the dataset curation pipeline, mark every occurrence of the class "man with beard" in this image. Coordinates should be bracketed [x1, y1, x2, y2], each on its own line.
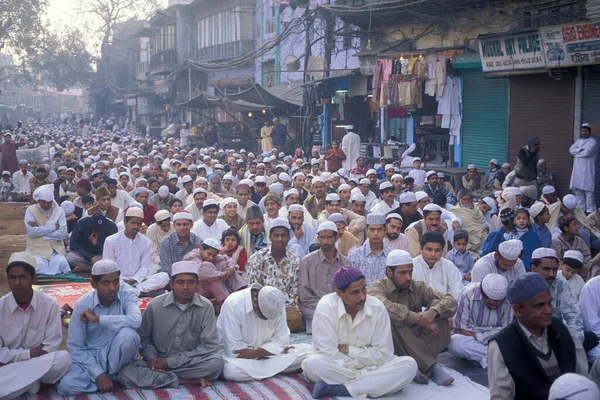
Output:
[304, 266, 418, 398]
[304, 178, 327, 219]
[530, 248, 585, 346]
[368, 250, 457, 386]
[519, 185, 538, 210]
[472, 239, 526, 284]
[405, 204, 448, 257]
[25, 184, 70, 275]
[390, 192, 421, 233]
[12, 159, 34, 202]
[448, 274, 512, 369]
[118, 261, 223, 389]
[287, 204, 317, 258]
[145, 210, 174, 274]
[84, 186, 123, 225]
[299, 221, 349, 334]
[239, 205, 270, 259]
[58, 260, 142, 395]
[371, 182, 399, 215]
[450, 189, 489, 257]
[422, 171, 456, 206]
[184, 188, 207, 222]
[383, 213, 408, 250]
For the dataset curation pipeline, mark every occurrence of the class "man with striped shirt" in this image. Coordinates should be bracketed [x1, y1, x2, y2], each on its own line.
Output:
[448, 273, 512, 369]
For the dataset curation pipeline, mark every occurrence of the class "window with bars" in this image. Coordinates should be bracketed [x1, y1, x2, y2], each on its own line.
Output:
[196, 8, 242, 49]
[520, 0, 585, 28]
[262, 59, 276, 87]
[151, 24, 175, 54]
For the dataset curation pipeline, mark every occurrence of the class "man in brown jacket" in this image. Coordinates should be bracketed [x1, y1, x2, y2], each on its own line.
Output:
[85, 186, 123, 224]
[368, 249, 457, 386]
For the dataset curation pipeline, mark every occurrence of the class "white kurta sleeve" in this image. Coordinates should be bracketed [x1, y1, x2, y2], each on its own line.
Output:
[260, 309, 290, 355]
[217, 302, 251, 357]
[347, 305, 395, 367]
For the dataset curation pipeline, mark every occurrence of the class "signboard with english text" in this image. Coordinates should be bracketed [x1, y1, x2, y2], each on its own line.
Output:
[541, 22, 600, 68]
[478, 32, 546, 72]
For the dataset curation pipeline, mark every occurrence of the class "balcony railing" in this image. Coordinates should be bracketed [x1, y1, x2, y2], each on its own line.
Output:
[195, 40, 254, 63]
[150, 49, 178, 75]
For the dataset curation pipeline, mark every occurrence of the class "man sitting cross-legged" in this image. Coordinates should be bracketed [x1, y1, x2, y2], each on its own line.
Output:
[118, 261, 224, 389]
[0, 252, 71, 399]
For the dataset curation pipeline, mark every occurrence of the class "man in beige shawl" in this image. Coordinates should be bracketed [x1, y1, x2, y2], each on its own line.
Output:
[451, 189, 489, 257]
[145, 210, 174, 274]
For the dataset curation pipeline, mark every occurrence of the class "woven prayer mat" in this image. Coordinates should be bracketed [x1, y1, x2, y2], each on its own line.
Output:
[36, 272, 89, 284]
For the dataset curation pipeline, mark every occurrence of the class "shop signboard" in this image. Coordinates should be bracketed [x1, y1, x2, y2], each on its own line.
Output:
[478, 32, 546, 72]
[541, 21, 600, 67]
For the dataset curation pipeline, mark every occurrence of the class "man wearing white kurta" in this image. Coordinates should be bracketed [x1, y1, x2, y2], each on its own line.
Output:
[25, 184, 70, 275]
[341, 131, 361, 172]
[0, 252, 71, 399]
[103, 207, 169, 296]
[191, 199, 228, 241]
[569, 123, 598, 213]
[303, 266, 417, 398]
[217, 284, 311, 381]
[145, 210, 174, 275]
[412, 231, 463, 299]
[448, 274, 512, 369]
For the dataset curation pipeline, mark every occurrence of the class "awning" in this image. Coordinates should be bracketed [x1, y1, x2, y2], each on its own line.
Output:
[176, 92, 271, 112]
[225, 82, 302, 109]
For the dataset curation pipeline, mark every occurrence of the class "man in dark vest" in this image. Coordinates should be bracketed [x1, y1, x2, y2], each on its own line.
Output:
[487, 272, 589, 400]
[85, 186, 123, 224]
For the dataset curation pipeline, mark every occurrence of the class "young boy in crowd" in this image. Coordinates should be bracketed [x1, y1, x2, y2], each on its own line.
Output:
[408, 158, 426, 188]
[558, 250, 585, 300]
[444, 229, 474, 286]
[0, 170, 14, 201]
[530, 202, 551, 248]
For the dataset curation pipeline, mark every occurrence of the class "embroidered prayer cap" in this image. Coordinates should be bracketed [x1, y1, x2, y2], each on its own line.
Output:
[423, 204, 442, 213]
[270, 217, 290, 231]
[532, 247, 559, 261]
[379, 181, 393, 191]
[425, 170, 437, 179]
[334, 266, 365, 290]
[220, 197, 238, 208]
[328, 213, 345, 224]
[326, 193, 340, 202]
[284, 189, 299, 199]
[399, 192, 417, 204]
[386, 213, 403, 223]
[91, 259, 120, 276]
[481, 273, 508, 301]
[171, 261, 198, 277]
[519, 185, 537, 200]
[269, 183, 284, 195]
[8, 252, 37, 271]
[563, 194, 578, 209]
[498, 239, 523, 261]
[288, 204, 304, 213]
[366, 213, 386, 226]
[246, 205, 264, 222]
[33, 184, 55, 202]
[158, 185, 170, 197]
[387, 250, 413, 266]
[61, 201, 75, 216]
[173, 211, 193, 222]
[155, 210, 171, 222]
[317, 221, 338, 234]
[507, 272, 549, 304]
[563, 250, 584, 269]
[351, 192, 366, 202]
[415, 191, 429, 201]
[500, 208, 516, 224]
[549, 373, 600, 400]
[257, 285, 286, 319]
[203, 238, 221, 251]
[529, 202, 546, 219]
[264, 192, 282, 206]
[542, 185, 556, 195]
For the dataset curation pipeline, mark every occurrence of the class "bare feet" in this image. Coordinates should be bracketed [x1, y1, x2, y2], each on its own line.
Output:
[179, 378, 212, 388]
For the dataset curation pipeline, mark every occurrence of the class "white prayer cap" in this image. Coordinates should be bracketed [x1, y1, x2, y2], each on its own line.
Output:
[239, 178, 254, 187]
[467, 164, 477, 169]
[214, 164, 224, 170]
[366, 169, 377, 177]
[399, 192, 417, 203]
[326, 193, 340, 202]
[289, 204, 304, 213]
[91, 259, 120, 275]
[61, 201, 75, 216]
[196, 177, 208, 183]
[257, 285, 285, 319]
[158, 185, 170, 197]
[171, 261, 198, 277]
[33, 184, 54, 202]
[270, 217, 290, 231]
[423, 204, 442, 213]
[582, 123, 592, 129]
[284, 188, 299, 199]
[481, 273, 508, 301]
[337, 168, 347, 177]
[367, 213, 386, 225]
[293, 172, 305, 179]
[413, 157, 421, 162]
[537, 158, 546, 166]
[202, 199, 219, 209]
[337, 184, 351, 192]
[351, 192, 366, 202]
[321, 171, 331, 179]
[391, 173, 403, 180]
[278, 172, 291, 182]
[504, 187, 521, 196]
[57, 166, 67, 172]
[385, 164, 395, 171]
[386, 213, 403, 223]
[133, 187, 153, 198]
[129, 201, 143, 209]
[248, 152, 255, 158]
[222, 174, 234, 182]
[379, 181, 393, 191]
[220, 197, 238, 208]
[549, 373, 600, 400]
[310, 158, 319, 166]
[437, 172, 445, 178]
[490, 158, 499, 165]
[255, 176, 267, 184]
[482, 197, 496, 209]
[193, 188, 207, 196]
[317, 221, 338, 233]
[125, 207, 144, 219]
[519, 185, 537, 199]
[425, 170, 437, 179]
[173, 211, 193, 221]
[359, 178, 370, 185]
[203, 238, 221, 251]
[532, 247, 559, 261]
[387, 249, 413, 266]
[502, 162, 510, 168]
[8, 252, 36, 270]
[542, 185, 556, 195]
[181, 175, 193, 184]
[328, 213, 345, 224]
[498, 239, 523, 260]
[119, 171, 130, 178]
[564, 250, 584, 264]
[155, 209, 171, 222]
[415, 191, 429, 201]
[269, 182, 284, 194]
[563, 194, 578, 209]
[529, 202, 546, 219]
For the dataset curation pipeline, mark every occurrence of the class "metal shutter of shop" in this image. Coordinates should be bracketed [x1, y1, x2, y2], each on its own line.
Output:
[508, 74, 574, 195]
[581, 66, 600, 205]
[462, 70, 509, 168]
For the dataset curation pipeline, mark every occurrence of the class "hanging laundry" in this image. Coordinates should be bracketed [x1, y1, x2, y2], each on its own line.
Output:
[437, 75, 462, 145]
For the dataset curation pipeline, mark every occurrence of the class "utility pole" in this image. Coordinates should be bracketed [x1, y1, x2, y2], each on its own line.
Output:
[322, 0, 334, 148]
